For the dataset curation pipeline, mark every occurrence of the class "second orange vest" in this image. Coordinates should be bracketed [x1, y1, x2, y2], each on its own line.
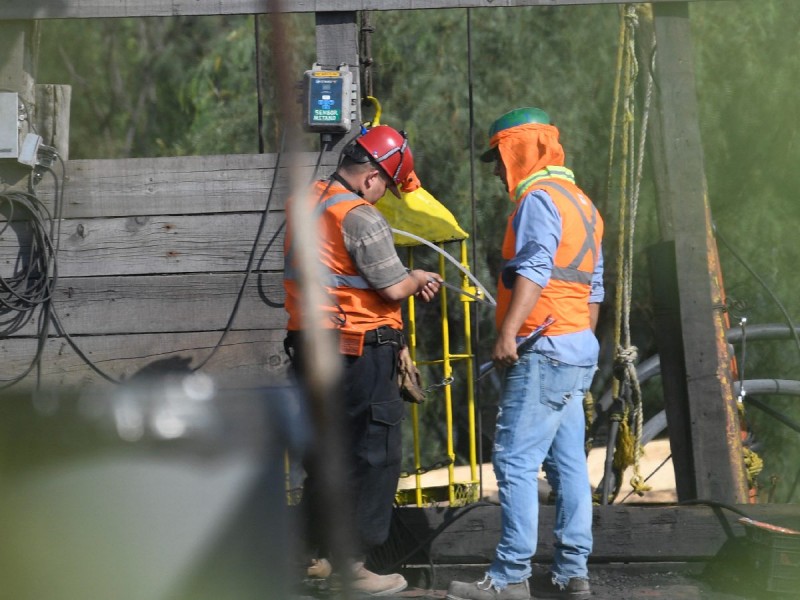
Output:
[496, 174, 603, 337]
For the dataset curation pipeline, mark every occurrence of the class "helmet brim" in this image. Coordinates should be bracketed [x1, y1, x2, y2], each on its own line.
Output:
[387, 181, 401, 199]
[479, 147, 498, 163]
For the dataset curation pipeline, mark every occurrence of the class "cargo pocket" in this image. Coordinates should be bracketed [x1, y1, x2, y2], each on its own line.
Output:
[367, 399, 404, 467]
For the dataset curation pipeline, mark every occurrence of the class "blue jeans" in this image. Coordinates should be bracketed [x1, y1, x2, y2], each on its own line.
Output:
[487, 351, 595, 588]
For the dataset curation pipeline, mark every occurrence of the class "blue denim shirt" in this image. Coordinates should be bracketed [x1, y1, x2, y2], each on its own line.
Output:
[503, 188, 604, 367]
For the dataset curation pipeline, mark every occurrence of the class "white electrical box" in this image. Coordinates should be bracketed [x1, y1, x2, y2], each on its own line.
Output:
[302, 65, 356, 133]
[0, 92, 20, 159]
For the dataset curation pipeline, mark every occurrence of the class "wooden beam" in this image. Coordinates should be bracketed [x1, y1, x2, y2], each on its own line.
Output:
[0, 212, 287, 277]
[646, 241, 695, 501]
[649, 3, 747, 503]
[34, 83, 71, 160]
[383, 503, 800, 564]
[314, 11, 361, 154]
[1, 0, 732, 20]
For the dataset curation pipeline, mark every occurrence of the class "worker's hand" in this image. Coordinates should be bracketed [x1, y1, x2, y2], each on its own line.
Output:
[492, 332, 519, 368]
[411, 270, 441, 302]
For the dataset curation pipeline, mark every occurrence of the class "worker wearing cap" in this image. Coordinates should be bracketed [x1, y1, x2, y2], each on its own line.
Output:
[448, 109, 604, 600]
[284, 125, 441, 596]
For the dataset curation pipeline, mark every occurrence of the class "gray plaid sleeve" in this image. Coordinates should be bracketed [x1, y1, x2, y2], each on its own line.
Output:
[342, 205, 408, 290]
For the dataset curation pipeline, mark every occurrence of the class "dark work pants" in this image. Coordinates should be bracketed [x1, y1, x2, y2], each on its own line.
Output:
[289, 338, 404, 559]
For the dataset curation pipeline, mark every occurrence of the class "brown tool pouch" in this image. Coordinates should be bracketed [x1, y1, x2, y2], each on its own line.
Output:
[397, 345, 426, 404]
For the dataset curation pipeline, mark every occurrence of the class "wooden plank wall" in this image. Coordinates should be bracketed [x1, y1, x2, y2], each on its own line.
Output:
[0, 152, 334, 388]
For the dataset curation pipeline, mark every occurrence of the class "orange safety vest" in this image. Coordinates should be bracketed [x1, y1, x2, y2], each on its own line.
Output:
[283, 179, 403, 334]
[496, 172, 603, 337]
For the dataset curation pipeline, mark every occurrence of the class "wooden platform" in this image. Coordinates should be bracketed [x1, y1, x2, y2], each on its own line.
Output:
[375, 503, 800, 567]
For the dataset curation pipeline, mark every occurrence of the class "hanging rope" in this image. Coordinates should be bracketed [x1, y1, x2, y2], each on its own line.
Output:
[607, 4, 655, 498]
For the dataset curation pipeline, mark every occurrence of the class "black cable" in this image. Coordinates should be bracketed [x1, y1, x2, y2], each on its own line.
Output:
[677, 499, 753, 541]
[618, 452, 672, 504]
[744, 395, 800, 435]
[0, 188, 58, 388]
[677, 499, 752, 519]
[36, 156, 121, 384]
[192, 136, 287, 371]
[715, 225, 800, 358]
[254, 15, 266, 154]
[382, 500, 496, 573]
[193, 133, 329, 372]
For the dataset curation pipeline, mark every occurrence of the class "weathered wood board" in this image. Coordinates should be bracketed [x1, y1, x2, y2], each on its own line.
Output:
[0, 329, 289, 388]
[0, 153, 313, 388]
[38, 153, 329, 218]
[2, 0, 731, 21]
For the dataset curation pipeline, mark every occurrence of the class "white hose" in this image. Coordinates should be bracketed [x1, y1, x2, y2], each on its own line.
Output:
[391, 227, 496, 307]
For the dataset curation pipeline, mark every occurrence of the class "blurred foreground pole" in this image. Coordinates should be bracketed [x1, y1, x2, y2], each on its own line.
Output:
[266, 0, 355, 580]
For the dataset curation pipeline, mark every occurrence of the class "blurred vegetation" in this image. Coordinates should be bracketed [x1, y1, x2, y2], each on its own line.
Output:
[35, 0, 799, 502]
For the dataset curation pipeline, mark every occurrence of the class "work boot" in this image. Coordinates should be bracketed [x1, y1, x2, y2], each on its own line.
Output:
[447, 575, 531, 600]
[532, 573, 590, 599]
[306, 558, 332, 579]
[348, 561, 408, 596]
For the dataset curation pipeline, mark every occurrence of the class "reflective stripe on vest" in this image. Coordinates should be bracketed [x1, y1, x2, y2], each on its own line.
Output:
[535, 180, 598, 285]
[284, 191, 370, 289]
[283, 180, 403, 333]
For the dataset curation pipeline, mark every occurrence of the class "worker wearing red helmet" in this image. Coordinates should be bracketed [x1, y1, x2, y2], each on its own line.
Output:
[284, 125, 441, 596]
[448, 108, 604, 600]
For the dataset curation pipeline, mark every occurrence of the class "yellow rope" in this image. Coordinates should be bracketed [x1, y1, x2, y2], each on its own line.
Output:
[742, 446, 764, 489]
[608, 5, 654, 498]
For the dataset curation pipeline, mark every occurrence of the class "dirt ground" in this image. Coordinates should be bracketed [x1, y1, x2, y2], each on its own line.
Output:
[296, 562, 787, 599]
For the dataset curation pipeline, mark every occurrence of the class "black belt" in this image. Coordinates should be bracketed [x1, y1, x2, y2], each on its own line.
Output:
[363, 326, 405, 347]
[286, 327, 404, 347]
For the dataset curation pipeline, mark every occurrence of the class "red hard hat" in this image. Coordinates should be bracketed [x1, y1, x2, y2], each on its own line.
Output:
[355, 125, 414, 198]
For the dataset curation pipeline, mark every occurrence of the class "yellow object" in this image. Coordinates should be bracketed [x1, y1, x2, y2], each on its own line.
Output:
[363, 95, 383, 127]
[365, 95, 467, 244]
[377, 186, 468, 246]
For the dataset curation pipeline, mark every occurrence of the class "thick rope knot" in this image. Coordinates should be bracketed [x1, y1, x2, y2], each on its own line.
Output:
[629, 473, 652, 496]
[613, 345, 639, 381]
[616, 345, 639, 365]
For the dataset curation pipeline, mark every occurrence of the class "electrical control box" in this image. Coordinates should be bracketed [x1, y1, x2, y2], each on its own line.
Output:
[302, 65, 355, 133]
[0, 92, 20, 159]
[18, 133, 43, 167]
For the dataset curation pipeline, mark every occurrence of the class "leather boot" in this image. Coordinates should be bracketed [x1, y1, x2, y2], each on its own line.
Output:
[349, 561, 408, 596]
[306, 558, 332, 579]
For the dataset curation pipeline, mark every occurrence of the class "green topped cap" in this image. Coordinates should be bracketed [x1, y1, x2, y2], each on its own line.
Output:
[480, 107, 551, 162]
